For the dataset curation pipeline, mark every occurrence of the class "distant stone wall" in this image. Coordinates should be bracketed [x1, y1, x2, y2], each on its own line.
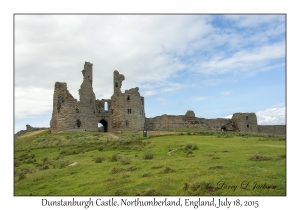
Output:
[145, 111, 234, 132]
[145, 111, 286, 136]
[258, 125, 286, 135]
[14, 124, 49, 137]
[26, 124, 48, 132]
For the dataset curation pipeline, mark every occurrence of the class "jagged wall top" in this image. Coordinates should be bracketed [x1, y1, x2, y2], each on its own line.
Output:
[81, 61, 93, 85]
[113, 70, 125, 94]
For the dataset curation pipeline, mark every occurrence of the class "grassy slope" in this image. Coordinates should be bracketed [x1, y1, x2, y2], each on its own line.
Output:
[14, 130, 286, 196]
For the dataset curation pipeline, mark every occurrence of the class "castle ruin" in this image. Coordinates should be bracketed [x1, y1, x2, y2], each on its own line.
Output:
[49, 62, 285, 135]
[50, 62, 145, 133]
[145, 111, 258, 133]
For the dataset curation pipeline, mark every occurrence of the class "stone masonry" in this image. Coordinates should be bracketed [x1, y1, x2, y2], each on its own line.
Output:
[49, 61, 285, 135]
[14, 124, 49, 138]
[145, 111, 259, 133]
[50, 62, 145, 133]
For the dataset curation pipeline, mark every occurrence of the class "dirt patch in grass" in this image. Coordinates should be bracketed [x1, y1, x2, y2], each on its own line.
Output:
[209, 165, 224, 170]
[203, 154, 213, 156]
[151, 165, 163, 169]
[127, 166, 137, 171]
[190, 182, 201, 191]
[164, 167, 172, 172]
[110, 167, 125, 174]
[161, 167, 175, 173]
[279, 154, 286, 159]
[250, 154, 271, 161]
[110, 166, 137, 174]
[142, 189, 157, 196]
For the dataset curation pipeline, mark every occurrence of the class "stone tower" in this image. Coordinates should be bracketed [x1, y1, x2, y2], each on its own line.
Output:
[110, 70, 145, 131]
[231, 112, 258, 132]
[50, 62, 145, 133]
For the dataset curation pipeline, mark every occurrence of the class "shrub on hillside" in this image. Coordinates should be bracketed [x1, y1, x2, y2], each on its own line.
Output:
[18, 171, 26, 180]
[58, 160, 70, 168]
[184, 143, 192, 150]
[144, 150, 154, 160]
[192, 144, 198, 150]
[95, 156, 104, 163]
[120, 156, 131, 165]
[110, 153, 119, 162]
[184, 143, 198, 151]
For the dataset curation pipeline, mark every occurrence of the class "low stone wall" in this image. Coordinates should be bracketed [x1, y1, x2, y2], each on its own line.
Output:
[145, 114, 233, 132]
[14, 130, 28, 137]
[14, 124, 49, 138]
[26, 124, 49, 132]
[258, 125, 286, 135]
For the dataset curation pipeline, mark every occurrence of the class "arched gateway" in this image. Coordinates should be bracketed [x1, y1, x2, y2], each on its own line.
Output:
[99, 119, 108, 132]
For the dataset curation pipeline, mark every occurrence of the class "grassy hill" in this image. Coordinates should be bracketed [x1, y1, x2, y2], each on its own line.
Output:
[14, 129, 286, 196]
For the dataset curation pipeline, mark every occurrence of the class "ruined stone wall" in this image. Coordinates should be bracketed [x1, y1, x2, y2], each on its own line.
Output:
[258, 125, 286, 135]
[26, 124, 49, 132]
[196, 118, 234, 131]
[110, 71, 145, 131]
[14, 124, 49, 138]
[145, 115, 185, 130]
[50, 82, 79, 132]
[50, 63, 145, 133]
[50, 62, 98, 133]
[231, 113, 258, 132]
[145, 110, 233, 131]
[110, 70, 125, 130]
[145, 111, 287, 136]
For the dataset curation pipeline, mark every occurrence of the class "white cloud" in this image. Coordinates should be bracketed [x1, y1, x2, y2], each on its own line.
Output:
[196, 41, 285, 76]
[224, 15, 285, 28]
[221, 91, 232, 96]
[15, 15, 210, 100]
[191, 96, 214, 101]
[15, 86, 53, 119]
[201, 78, 238, 86]
[223, 114, 233, 119]
[139, 81, 189, 97]
[256, 107, 286, 125]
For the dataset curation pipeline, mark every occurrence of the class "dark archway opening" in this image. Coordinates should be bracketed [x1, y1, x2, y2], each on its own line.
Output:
[221, 126, 226, 132]
[98, 119, 108, 132]
[76, 119, 81, 128]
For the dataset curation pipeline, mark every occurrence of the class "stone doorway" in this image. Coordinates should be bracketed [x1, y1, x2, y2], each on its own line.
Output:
[98, 119, 108, 132]
[221, 126, 226, 132]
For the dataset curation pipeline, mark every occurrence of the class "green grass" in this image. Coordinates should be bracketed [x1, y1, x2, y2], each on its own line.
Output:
[14, 129, 286, 196]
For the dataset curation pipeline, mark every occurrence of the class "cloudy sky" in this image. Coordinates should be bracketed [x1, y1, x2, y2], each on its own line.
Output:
[14, 14, 286, 132]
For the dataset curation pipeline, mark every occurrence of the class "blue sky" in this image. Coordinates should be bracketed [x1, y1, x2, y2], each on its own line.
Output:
[14, 14, 286, 132]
